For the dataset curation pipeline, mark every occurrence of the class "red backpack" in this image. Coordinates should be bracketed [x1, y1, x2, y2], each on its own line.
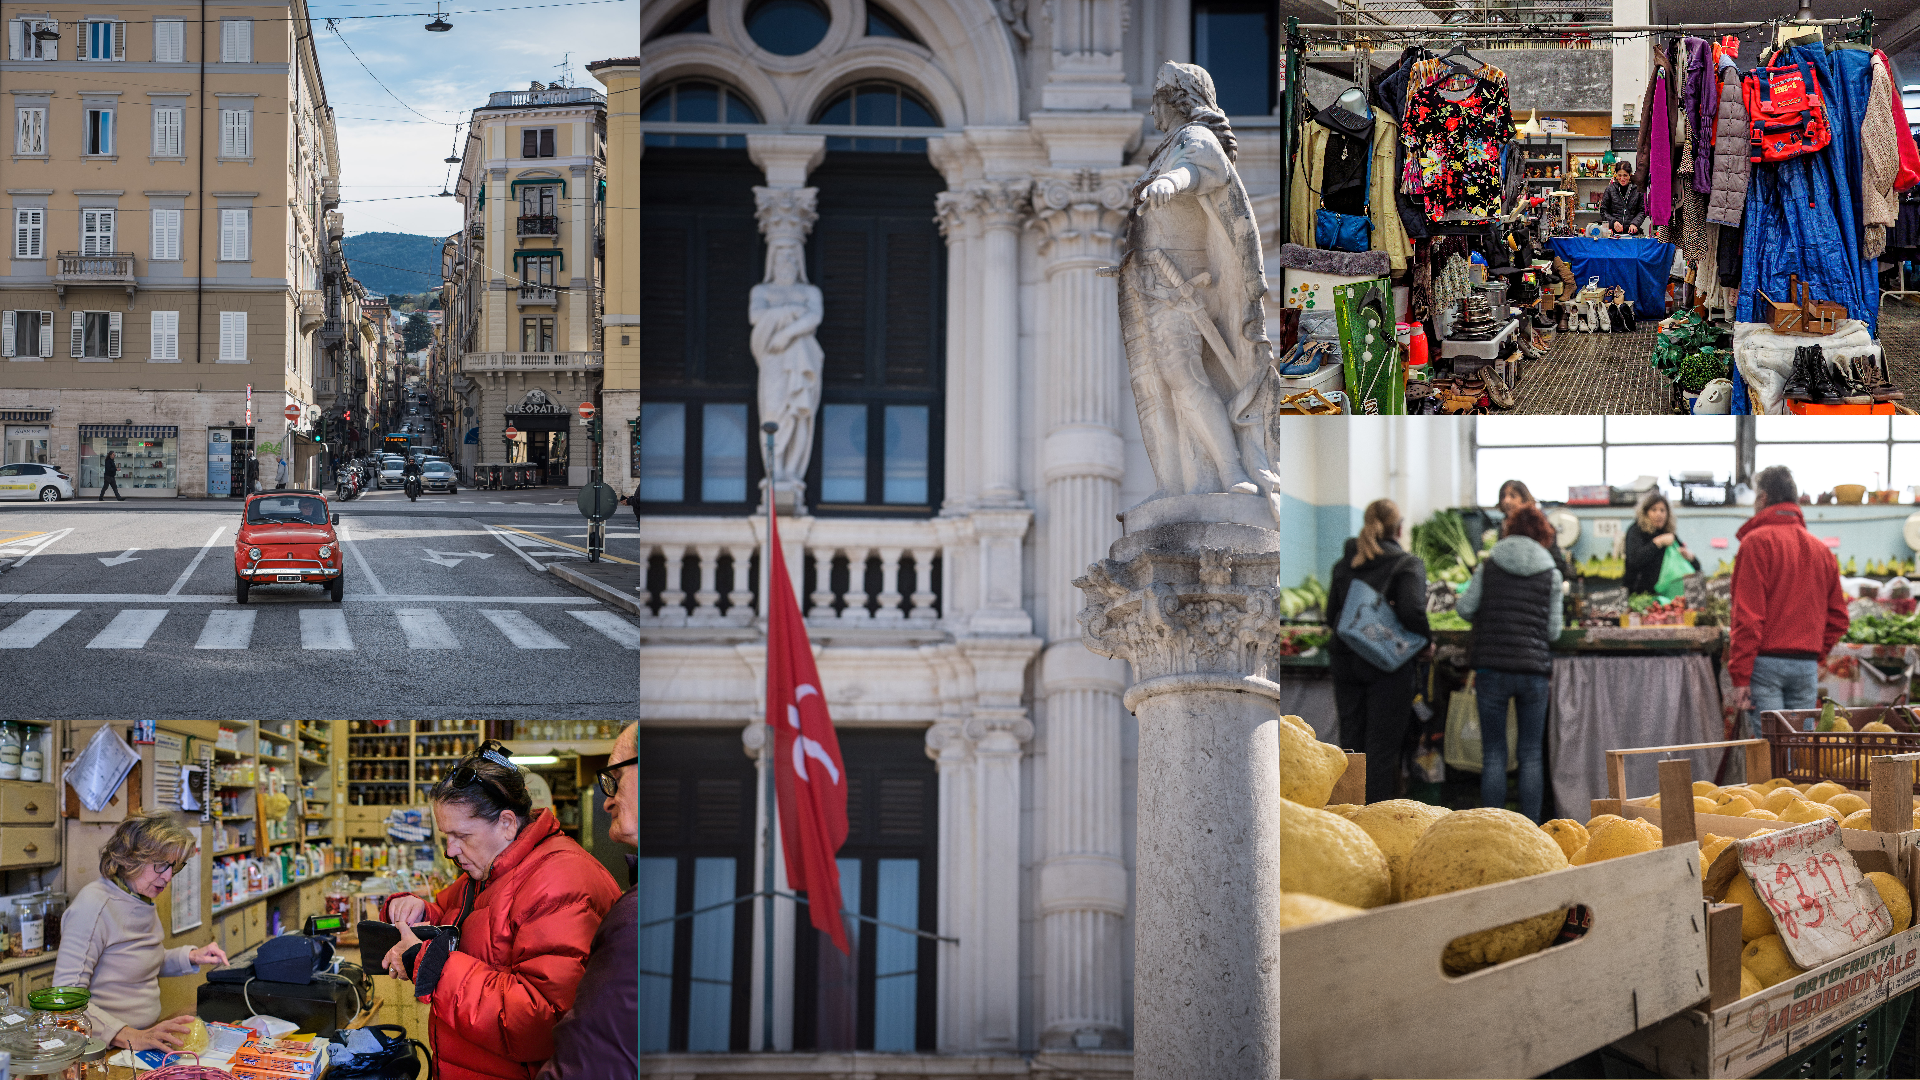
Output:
[1747, 58, 1831, 163]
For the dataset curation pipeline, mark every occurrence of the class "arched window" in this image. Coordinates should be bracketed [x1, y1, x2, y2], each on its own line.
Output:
[745, 0, 831, 56]
[645, 0, 708, 41]
[811, 82, 939, 153]
[641, 80, 762, 148]
[865, 3, 920, 43]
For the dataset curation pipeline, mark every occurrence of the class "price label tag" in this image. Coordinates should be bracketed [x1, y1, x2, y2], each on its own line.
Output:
[1, 1013, 24, 1025]
[37, 1039, 60, 1049]
[1735, 818, 1895, 970]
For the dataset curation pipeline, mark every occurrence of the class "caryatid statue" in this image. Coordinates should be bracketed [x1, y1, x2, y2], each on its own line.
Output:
[1119, 61, 1274, 504]
[749, 236, 825, 506]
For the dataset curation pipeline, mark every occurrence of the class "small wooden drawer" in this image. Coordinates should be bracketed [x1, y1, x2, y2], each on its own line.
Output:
[298, 883, 321, 918]
[342, 806, 386, 827]
[0, 826, 56, 868]
[244, 903, 266, 949]
[220, 913, 245, 957]
[22, 964, 54, 995]
[0, 785, 56, 825]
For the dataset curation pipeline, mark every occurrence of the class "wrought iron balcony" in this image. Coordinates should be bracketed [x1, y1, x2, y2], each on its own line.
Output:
[54, 251, 135, 301]
[517, 215, 559, 238]
[318, 318, 346, 348]
[462, 351, 601, 373]
[517, 286, 558, 305]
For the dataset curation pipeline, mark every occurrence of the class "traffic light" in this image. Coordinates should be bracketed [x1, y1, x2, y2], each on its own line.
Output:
[319, 417, 329, 442]
[589, 418, 602, 442]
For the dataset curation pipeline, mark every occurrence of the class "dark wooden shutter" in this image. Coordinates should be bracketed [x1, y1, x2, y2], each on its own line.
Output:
[882, 229, 933, 388]
[815, 229, 870, 386]
[693, 777, 750, 844]
[539, 128, 555, 157]
[522, 128, 538, 158]
[639, 776, 680, 847]
[701, 225, 758, 384]
[640, 225, 688, 385]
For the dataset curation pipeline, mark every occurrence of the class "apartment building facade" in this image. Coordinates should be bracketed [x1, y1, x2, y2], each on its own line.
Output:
[588, 56, 636, 497]
[0, 0, 345, 495]
[445, 83, 606, 487]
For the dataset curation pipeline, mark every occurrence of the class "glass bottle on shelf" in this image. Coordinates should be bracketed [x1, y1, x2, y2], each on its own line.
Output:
[15, 897, 45, 957]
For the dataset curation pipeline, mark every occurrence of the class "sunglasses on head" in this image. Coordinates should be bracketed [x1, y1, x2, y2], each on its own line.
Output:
[446, 741, 518, 793]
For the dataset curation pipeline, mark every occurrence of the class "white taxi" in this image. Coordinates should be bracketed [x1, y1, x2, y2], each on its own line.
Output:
[0, 463, 72, 502]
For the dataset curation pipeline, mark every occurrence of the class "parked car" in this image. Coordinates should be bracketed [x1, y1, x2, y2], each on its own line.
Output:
[234, 491, 342, 603]
[0, 463, 73, 502]
[420, 461, 457, 493]
[379, 456, 406, 489]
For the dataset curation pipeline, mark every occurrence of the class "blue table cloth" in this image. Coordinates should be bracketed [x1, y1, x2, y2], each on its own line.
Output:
[1549, 237, 1675, 319]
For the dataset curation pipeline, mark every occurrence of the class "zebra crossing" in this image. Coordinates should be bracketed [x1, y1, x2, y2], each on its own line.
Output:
[0, 605, 641, 652]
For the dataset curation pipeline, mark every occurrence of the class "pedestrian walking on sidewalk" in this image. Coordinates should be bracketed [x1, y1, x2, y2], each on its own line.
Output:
[99, 452, 124, 501]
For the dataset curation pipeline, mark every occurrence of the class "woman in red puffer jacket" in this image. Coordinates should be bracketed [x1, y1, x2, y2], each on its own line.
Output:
[380, 742, 621, 1080]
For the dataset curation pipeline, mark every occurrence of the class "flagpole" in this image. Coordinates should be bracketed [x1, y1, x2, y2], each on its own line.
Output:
[760, 420, 778, 1054]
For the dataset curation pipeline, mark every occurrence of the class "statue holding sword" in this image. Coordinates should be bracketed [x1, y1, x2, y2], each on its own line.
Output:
[1116, 61, 1275, 509]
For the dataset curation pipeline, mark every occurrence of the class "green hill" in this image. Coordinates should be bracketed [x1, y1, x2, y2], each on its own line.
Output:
[340, 232, 445, 297]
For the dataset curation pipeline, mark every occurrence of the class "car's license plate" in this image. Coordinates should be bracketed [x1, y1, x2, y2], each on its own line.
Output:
[277, 574, 302, 582]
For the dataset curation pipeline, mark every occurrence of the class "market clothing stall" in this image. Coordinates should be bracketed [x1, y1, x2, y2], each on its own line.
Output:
[1547, 237, 1675, 319]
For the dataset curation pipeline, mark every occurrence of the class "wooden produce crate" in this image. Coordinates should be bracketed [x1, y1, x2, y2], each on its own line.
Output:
[1759, 708, 1920, 791]
[1279, 783, 1708, 1079]
[1601, 749, 1920, 1077]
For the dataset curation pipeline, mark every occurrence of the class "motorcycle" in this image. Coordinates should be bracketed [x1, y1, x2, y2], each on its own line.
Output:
[336, 466, 362, 501]
[405, 472, 422, 502]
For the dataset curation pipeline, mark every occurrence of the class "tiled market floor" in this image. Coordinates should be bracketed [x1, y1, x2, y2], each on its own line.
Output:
[1506, 299, 1920, 414]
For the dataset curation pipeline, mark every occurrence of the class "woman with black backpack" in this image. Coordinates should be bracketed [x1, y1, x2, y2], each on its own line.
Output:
[1456, 505, 1564, 823]
[1327, 499, 1431, 804]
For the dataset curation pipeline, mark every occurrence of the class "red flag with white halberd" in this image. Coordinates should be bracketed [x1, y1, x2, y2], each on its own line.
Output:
[766, 513, 851, 953]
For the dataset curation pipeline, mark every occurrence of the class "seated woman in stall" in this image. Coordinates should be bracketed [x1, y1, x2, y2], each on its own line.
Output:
[54, 812, 230, 1051]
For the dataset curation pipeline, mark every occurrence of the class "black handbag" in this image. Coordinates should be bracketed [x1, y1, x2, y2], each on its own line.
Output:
[325, 1023, 431, 1080]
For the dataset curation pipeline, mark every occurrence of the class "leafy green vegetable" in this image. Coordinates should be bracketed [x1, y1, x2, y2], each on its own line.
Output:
[1410, 510, 1478, 576]
[1844, 612, 1920, 645]
[1428, 611, 1470, 631]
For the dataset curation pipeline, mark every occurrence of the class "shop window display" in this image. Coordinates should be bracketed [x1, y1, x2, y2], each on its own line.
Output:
[80, 434, 176, 492]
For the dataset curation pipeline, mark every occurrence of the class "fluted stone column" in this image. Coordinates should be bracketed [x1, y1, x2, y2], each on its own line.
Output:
[933, 189, 974, 511]
[971, 180, 1031, 507]
[1030, 167, 1136, 1050]
[1076, 516, 1284, 1079]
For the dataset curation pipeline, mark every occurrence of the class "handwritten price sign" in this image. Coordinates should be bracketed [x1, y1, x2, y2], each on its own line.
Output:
[1735, 818, 1895, 971]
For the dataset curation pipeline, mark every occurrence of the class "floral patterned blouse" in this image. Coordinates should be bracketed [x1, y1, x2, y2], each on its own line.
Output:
[1401, 66, 1517, 222]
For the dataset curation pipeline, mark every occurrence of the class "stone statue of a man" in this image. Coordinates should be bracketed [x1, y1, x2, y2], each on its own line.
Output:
[1120, 61, 1274, 505]
[749, 239, 824, 504]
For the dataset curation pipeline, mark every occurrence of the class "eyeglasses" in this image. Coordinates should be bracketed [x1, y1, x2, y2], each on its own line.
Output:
[597, 756, 638, 799]
[151, 859, 186, 876]
[446, 741, 517, 794]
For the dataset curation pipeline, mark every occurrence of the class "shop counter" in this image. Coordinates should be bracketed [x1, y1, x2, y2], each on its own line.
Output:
[1548, 236, 1675, 318]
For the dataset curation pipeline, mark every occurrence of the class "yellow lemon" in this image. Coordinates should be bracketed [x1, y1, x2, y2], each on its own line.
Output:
[1693, 781, 1721, 796]
[1694, 796, 1720, 813]
[1539, 819, 1590, 862]
[1280, 891, 1366, 929]
[1403, 808, 1570, 974]
[1867, 871, 1913, 934]
[1571, 816, 1662, 865]
[1280, 715, 1348, 809]
[1863, 720, 1897, 733]
[1742, 809, 1780, 820]
[1762, 788, 1808, 815]
[1779, 799, 1842, 825]
[1700, 834, 1736, 881]
[1743, 934, 1807, 988]
[1279, 799, 1392, 909]
[1586, 813, 1626, 832]
[1323, 804, 1363, 819]
[1827, 793, 1869, 816]
[1724, 872, 1778, 942]
[1346, 800, 1452, 904]
[1741, 965, 1764, 998]
[1806, 782, 1848, 804]
[1645, 793, 1662, 808]
[1713, 793, 1756, 816]
[1842, 809, 1874, 830]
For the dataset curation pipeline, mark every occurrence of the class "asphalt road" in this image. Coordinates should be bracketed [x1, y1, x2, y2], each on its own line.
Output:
[0, 492, 640, 725]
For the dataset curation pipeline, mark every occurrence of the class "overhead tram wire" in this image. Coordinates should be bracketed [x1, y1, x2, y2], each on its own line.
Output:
[325, 19, 458, 125]
[0, 0, 630, 28]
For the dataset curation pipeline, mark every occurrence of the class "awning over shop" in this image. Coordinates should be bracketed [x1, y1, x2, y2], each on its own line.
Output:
[79, 425, 179, 440]
[0, 410, 52, 424]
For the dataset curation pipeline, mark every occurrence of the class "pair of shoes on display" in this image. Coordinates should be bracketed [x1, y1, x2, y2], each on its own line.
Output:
[1785, 345, 1851, 406]
[1857, 352, 1906, 403]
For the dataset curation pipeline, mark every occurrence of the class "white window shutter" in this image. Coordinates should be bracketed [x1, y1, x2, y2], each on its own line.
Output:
[70, 310, 84, 357]
[38, 311, 52, 357]
[220, 209, 237, 260]
[112, 20, 124, 60]
[235, 210, 248, 260]
[1, 311, 14, 358]
[8, 21, 19, 61]
[220, 311, 246, 361]
[101, 210, 114, 253]
[107, 311, 121, 358]
[12, 211, 25, 259]
[236, 111, 250, 157]
[153, 311, 177, 359]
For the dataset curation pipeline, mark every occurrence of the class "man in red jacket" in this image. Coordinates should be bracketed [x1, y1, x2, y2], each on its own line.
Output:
[1726, 466, 1850, 736]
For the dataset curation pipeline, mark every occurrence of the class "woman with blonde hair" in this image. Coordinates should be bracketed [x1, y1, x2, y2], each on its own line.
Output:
[1326, 498, 1430, 802]
[54, 811, 228, 1051]
[1624, 490, 1698, 595]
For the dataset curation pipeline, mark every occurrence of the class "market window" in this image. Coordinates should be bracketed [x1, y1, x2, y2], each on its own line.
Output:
[1192, 0, 1279, 116]
[745, 0, 829, 56]
[8, 19, 58, 60]
[521, 127, 556, 158]
[68, 310, 121, 360]
[1758, 416, 1906, 499]
[83, 108, 114, 156]
[1474, 417, 1739, 505]
[82, 19, 124, 61]
[1, 310, 53, 359]
[15, 107, 45, 155]
[812, 82, 938, 153]
[641, 80, 761, 149]
[153, 106, 183, 157]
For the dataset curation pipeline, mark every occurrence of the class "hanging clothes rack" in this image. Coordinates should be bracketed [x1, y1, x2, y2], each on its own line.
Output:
[1280, 13, 1874, 228]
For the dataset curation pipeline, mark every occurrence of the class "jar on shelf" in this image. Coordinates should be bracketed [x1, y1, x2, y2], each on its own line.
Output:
[43, 892, 64, 951]
[0, 723, 21, 781]
[16, 896, 46, 957]
[19, 729, 43, 782]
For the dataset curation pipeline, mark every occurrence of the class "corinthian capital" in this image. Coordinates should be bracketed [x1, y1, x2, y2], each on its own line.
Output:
[934, 190, 971, 243]
[1029, 166, 1139, 260]
[968, 179, 1034, 229]
[1074, 528, 1284, 687]
[752, 185, 818, 244]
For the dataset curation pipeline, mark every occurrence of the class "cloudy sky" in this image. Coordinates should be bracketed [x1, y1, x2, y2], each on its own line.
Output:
[311, 0, 639, 238]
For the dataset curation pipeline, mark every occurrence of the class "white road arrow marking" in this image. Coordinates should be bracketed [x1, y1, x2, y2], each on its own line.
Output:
[98, 548, 141, 567]
[421, 548, 494, 568]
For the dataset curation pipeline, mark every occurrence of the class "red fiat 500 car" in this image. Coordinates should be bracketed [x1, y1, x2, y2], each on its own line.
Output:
[234, 491, 343, 603]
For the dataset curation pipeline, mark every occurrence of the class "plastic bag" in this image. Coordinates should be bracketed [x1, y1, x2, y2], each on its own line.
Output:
[1654, 542, 1693, 600]
[1443, 674, 1519, 773]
